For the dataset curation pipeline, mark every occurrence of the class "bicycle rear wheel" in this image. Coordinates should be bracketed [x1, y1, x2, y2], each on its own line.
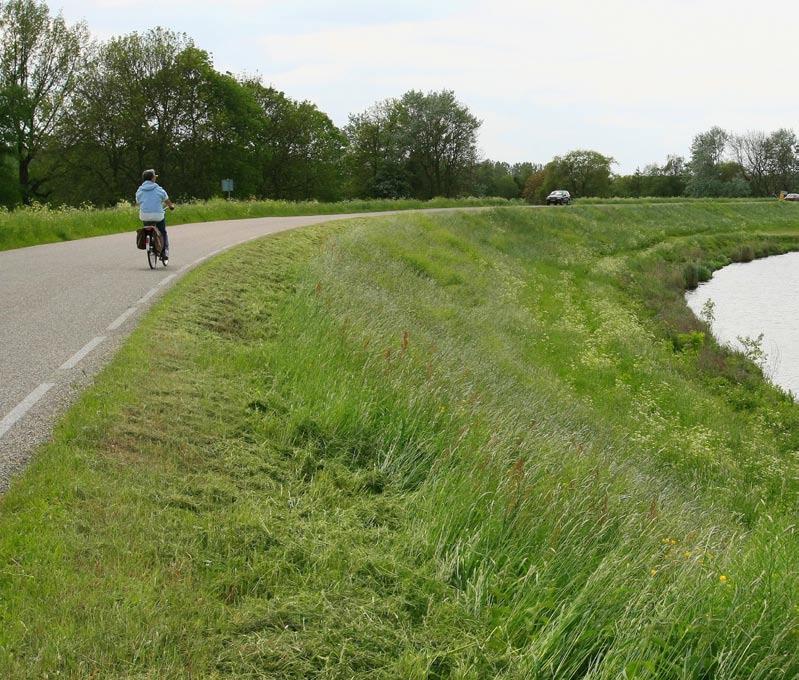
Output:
[147, 237, 158, 269]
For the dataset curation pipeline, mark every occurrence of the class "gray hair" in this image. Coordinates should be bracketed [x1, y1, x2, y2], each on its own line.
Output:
[141, 169, 157, 182]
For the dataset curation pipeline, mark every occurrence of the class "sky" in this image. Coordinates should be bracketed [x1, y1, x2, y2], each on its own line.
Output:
[51, 0, 799, 174]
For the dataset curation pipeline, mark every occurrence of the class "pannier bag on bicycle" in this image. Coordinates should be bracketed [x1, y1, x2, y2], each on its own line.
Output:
[136, 227, 163, 254]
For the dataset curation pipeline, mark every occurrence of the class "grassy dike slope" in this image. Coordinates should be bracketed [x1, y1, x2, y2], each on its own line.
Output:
[3, 203, 799, 677]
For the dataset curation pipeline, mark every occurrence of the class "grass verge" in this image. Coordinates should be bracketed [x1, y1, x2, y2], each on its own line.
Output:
[0, 196, 520, 253]
[3, 202, 799, 677]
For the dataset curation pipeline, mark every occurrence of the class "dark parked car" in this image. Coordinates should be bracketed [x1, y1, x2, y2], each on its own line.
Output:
[546, 190, 571, 205]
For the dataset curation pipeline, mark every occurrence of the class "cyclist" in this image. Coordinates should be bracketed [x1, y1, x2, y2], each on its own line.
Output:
[136, 169, 175, 263]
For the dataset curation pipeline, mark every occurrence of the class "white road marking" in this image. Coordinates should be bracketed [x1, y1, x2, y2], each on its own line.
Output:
[107, 307, 137, 331]
[0, 383, 56, 439]
[59, 336, 106, 370]
[138, 287, 159, 304]
[157, 274, 176, 287]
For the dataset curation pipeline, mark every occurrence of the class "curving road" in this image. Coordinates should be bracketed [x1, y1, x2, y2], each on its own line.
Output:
[0, 208, 503, 492]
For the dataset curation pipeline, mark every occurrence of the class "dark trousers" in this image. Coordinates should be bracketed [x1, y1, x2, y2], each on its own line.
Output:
[144, 219, 169, 254]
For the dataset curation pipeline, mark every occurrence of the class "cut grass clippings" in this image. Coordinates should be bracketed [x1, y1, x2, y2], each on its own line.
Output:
[2, 202, 799, 676]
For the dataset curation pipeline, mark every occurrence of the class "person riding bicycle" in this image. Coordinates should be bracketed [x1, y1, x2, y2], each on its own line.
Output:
[136, 169, 175, 263]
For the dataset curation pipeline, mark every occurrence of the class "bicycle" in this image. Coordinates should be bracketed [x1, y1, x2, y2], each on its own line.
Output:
[142, 225, 168, 269]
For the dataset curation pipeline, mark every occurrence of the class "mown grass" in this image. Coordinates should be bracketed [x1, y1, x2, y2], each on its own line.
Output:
[3, 202, 799, 677]
[0, 196, 521, 253]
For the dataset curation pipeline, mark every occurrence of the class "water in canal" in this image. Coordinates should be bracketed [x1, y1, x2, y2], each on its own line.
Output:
[685, 251, 799, 398]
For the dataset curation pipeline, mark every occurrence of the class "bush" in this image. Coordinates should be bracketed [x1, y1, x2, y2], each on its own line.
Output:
[673, 331, 705, 352]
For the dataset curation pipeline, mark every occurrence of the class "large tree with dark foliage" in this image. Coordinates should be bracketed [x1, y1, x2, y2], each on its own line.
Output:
[0, 0, 87, 203]
[345, 90, 481, 199]
[244, 80, 345, 201]
[539, 149, 615, 199]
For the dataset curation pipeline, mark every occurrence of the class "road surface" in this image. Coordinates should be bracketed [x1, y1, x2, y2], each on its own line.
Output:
[0, 208, 493, 492]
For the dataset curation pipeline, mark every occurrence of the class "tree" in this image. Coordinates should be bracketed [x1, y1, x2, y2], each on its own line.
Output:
[473, 160, 521, 198]
[540, 149, 615, 198]
[765, 128, 798, 193]
[0, 0, 88, 202]
[343, 99, 409, 198]
[46, 29, 269, 205]
[610, 156, 687, 198]
[345, 90, 481, 199]
[663, 155, 687, 178]
[522, 168, 546, 203]
[729, 130, 771, 195]
[245, 79, 345, 201]
[685, 127, 750, 197]
[511, 162, 539, 193]
[398, 90, 481, 198]
[689, 126, 728, 174]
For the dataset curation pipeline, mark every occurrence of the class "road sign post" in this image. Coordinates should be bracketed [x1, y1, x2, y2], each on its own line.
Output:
[221, 179, 234, 200]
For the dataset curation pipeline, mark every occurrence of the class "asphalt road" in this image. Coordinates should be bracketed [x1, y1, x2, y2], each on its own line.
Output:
[0, 208, 488, 492]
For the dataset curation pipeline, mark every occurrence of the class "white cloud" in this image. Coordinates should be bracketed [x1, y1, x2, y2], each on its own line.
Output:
[50, 0, 799, 171]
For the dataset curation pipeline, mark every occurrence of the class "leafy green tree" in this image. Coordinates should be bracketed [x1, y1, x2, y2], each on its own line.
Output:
[345, 89, 481, 199]
[689, 126, 728, 174]
[540, 149, 615, 198]
[0, 93, 19, 206]
[685, 127, 749, 197]
[0, 0, 88, 203]
[766, 128, 798, 193]
[398, 90, 481, 198]
[47, 29, 268, 205]
[473, 160, 521, 198]
[522, 168, 546, 203]
[610, 156, 687, 198]
[47, 30, 195, 203]
[0, 151, 20, 206]
[730, 128, 799, 196]
[511, 162, 539, 193]
[343, 100, 409, 198]
[245, 80, 345, 201]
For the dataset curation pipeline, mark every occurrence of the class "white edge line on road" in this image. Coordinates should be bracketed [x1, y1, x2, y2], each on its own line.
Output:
[157, 273, 176, 287]
[0, 383, 56, 439]
[107, 307, 137, 331]
[138, 287, 159, 304]
[59, 336, 106, 370]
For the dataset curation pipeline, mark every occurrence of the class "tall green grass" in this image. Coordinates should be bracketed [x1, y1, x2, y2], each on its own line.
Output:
[574, 196, 776, 204]
[3, 202, 799, 677]
[0, 196, 521, 253]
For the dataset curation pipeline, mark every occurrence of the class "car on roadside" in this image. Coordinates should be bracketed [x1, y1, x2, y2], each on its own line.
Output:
[785, 193, 799, 201]
[546, 190, 571, 205]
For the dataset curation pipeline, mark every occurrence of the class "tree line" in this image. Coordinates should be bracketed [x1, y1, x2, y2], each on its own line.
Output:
[1, 0, 798, 209]
[0, 0, 490, 208]
[520, 125, 799, 202]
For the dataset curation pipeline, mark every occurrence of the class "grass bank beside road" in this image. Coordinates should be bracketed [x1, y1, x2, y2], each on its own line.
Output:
[4, 202, 799, 676]
[0, 196, 520, 253]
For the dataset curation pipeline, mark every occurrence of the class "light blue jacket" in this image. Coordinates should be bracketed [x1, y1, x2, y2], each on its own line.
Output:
[136, 181, 169, 220]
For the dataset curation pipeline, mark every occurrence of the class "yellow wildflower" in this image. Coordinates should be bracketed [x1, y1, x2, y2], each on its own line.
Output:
[719, 574, 728, 584]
